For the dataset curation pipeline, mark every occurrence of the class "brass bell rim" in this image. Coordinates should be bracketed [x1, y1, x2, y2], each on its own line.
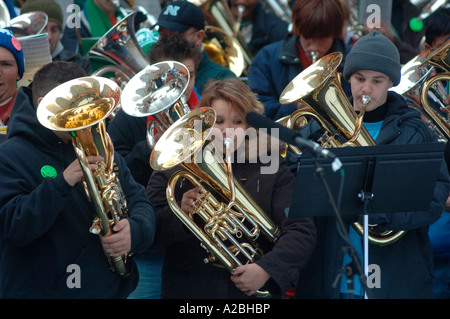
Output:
[121, 61, 190, 118]
[279, 52, 343, 105]
[37, 76, 120, 132]
[149, 107, 216, 171]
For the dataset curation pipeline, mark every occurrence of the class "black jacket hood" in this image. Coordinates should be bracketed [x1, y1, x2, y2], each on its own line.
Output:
[7, 86, 63, 150]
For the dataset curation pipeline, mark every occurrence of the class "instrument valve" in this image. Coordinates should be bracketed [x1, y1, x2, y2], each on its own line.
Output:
[203, 255, 216, 264]
[89, 217, 102, 235]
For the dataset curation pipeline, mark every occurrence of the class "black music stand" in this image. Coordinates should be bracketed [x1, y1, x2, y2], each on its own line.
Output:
[287, 142, 446, 298]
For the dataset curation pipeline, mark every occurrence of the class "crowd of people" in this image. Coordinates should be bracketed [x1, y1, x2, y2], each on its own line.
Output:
[1, 0, 450, 300]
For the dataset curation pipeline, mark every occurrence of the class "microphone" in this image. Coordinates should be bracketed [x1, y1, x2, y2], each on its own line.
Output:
[246, 112, 342, 171]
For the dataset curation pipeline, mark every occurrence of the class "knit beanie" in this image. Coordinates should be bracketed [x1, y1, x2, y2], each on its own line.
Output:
[21, 0, 64, 30]
[0, 29, 24, 79]
[343, 31, 401, 86]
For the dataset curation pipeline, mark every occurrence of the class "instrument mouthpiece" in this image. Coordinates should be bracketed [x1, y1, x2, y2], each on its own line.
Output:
[361, 95, 372, 105]
[223, 138, 233, 148]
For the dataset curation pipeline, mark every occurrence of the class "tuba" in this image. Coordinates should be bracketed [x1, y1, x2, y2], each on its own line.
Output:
[0, 0, 10, 28]
[88, 11, 149, 83]
[9, 11, 48, 36]
[150, 107, 281, 297]
[279, 52, 376, 148]
[188, 0, 253, 76]
[391, 38, 450, 141]
[37, 76, 133, 277]
[121, 61, 191, 149]
[279, 52, 406, 246]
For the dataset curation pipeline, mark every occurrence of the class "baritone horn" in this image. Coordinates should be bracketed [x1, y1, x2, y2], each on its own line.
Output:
[150, 107, 280, 298]
[189, 0, 253, 76]
[279, 52, 376, 148]
[121, 61, 191, 149]
[279, 52, 406, 246]
[37, 76, 134, 277]
[391, 38, 450, 141]
[88, 11, 149, 83]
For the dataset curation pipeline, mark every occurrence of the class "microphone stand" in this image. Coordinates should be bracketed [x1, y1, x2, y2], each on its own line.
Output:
[305, 152, 373, 299]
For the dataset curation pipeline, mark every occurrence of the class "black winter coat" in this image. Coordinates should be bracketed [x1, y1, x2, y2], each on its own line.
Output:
[146, 154, 316, 299]
[0, 87, 157, 298]
[294, 91, 450, 298]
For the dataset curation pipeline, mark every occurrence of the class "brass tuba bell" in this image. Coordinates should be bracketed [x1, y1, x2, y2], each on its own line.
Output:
[188, 0, 253, 76]
[391, 38, 450, 141]
[150, 107, 280, 297]
[279, 52, 376, 148]
[9, 11, 48, 36]
[37, 76, 134, 277]
[120, 61, 191, 149]
[88, 11, 150, 82]
[279, 52, 406, 246]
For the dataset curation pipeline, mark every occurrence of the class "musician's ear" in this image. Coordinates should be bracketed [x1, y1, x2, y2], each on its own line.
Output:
[194, 29, 205, 47]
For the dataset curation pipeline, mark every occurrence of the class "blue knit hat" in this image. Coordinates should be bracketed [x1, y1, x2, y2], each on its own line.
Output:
[0, 29, 24, 79]
[343, 31, 401, 86]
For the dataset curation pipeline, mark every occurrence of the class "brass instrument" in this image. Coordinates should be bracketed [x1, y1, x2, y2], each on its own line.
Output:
[392, 38, 450, 141]
[276, 110, 309, 155]
[88, 11, 149, 82]
[121, 61, 191, 149]
[232, 5, 245, 38]
[9, 11, 48, 36]
[0, 0, 10, 28]
[150, 107, 281, 297]
[203, 25, 247, 77]
[37, 76, 133, 277]
[262, 0, 292, 24]
[279, 52, 375, 148]
[189, 0, 253, 76]
[279, 52, 406, 246]
[309, 51, 319, 63]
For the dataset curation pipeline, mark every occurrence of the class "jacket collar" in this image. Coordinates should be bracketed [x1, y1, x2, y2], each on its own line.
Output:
[279, 34, 348, 68]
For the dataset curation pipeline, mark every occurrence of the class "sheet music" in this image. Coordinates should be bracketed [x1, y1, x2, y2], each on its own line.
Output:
[17, 33, 52, 88]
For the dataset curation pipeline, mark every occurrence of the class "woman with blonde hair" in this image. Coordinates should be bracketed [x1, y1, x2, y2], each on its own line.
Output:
[145, 78, 316, 298]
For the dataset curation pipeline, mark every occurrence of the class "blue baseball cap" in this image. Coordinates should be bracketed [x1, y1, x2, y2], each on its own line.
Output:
[157, 1, 205, 33]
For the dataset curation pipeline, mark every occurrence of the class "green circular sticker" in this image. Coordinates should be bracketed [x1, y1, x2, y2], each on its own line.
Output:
[41, 165, 57, 179]
[409, 17, 424, 32]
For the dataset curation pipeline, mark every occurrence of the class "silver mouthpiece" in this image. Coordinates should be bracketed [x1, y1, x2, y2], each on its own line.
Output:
[237, 5, 246, 15]
[361, 95, 372, 105]
[223, 138, 233, 149]
[309, 51, 319, 63]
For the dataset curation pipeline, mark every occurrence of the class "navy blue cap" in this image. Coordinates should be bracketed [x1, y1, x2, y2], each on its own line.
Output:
[157, 1, 205, 33]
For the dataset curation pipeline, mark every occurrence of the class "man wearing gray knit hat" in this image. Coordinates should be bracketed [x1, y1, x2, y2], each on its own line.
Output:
[20, 0, 91, 74]
[343, 31, 402, 115]
[343, 31, 401, 86]
[296, 30, 450, 299]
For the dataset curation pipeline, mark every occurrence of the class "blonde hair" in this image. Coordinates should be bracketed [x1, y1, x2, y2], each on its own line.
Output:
[198, 78, 264, 125]
[199, 78, 282, 162]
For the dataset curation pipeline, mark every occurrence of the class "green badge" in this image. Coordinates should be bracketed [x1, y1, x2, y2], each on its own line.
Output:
[41, 165, 57, 179]
[409, 17, 424, 32]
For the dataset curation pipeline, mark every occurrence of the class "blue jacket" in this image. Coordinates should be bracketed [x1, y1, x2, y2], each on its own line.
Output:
[245, 2, 289, 57]
[248, 33, 349, 120]
[294, 92, 450, 298]
[0, 87, 157, 298]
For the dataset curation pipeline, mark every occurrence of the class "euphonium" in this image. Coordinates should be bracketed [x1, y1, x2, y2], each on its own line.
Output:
[150, 107, 281, 298]
[279, 52, 375, 148]
[279, 52, 406, 246]
[391, 38, 450, 141]
[0, 0, 10, 29]
[121, 61, 191, 149]
[9, 11, 48, 35]
[188, 0, 253, 76]
[37, 76, 133, 277]
[88, 11, 149, 83]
